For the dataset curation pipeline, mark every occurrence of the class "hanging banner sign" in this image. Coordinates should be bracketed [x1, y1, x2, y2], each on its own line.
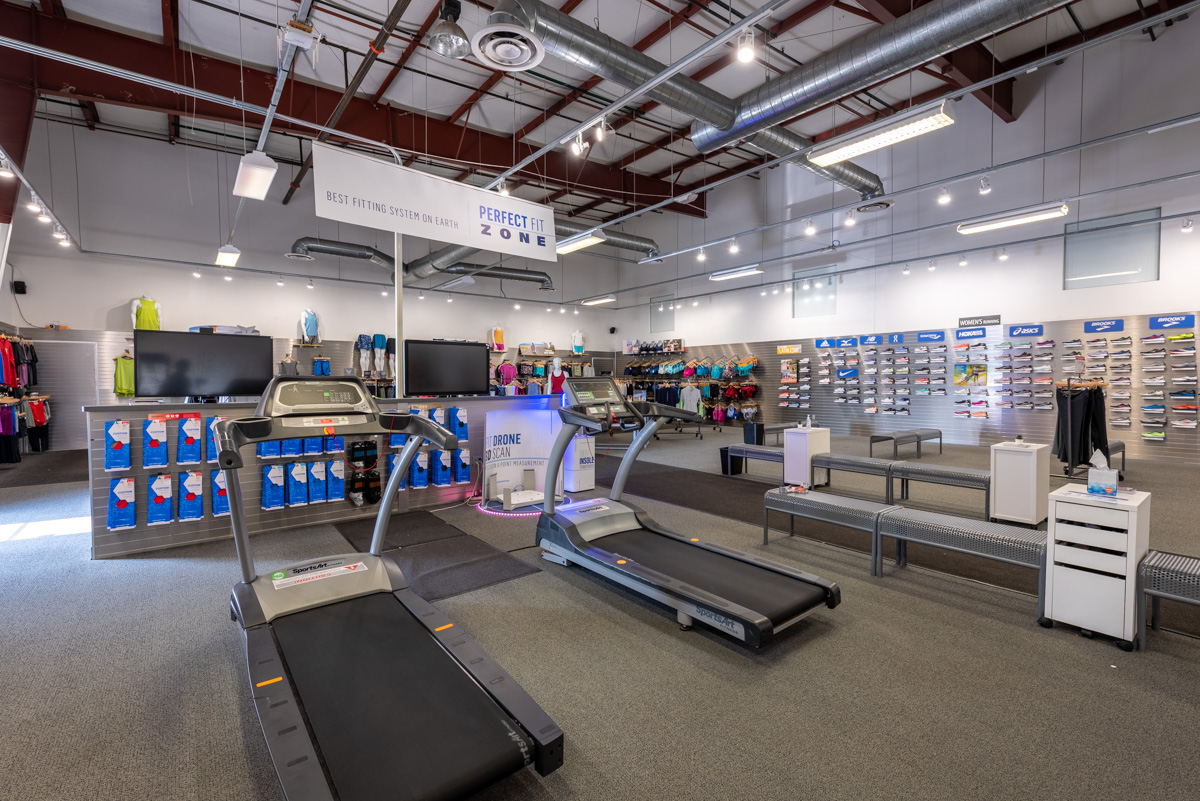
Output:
[887, 333, 904, 344]
[917, 331, 945, 342]
[312, 142, 557, 261]
[1149, 313, 1195, 329]
[1009, 324, 1044, 337]
[1084, 319, 1124, 333]
[958, 314, 1001, 327]
[776, 344, 803, 354]
[956, 328, 987, 340]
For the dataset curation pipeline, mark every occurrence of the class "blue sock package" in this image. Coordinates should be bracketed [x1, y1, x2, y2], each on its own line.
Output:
[147, 473, 174, 526]
[261, 465, 285, 510]
[453, 448, 471, 484]
[448, 407, 468, 440]
[257, 440, 281, 460]
[324, 435, 344, 454]
[428, 407, 446, 427]
[142, 418, 169, 468]
[176, 415, 202, 465]
[178, 471, 204, 520]
[205, 416, 226, 463]
[387, 453, 406, 491]
[303, 437, 325, 455]
[104, 420, 131, 471]
[286, 462, 308, 507]
[409, 452, 429, 489]
[389, 433, 407, 449]
[307, 461, 327, 504]
[212, 470, 231, 517]
[107, 477, 136, 531]
[281, 438, 303, 458]
[430, 450, 451, 486]
[327, 460, 345, 501]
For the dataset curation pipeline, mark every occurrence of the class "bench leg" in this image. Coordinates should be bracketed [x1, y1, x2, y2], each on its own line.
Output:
[789, 515, 795, 538]
[871, 528, 879, 577]
[1037, 552, 1047, 622]
[915, 440, 921, 459]
[763, 507, 769, 545]
[897, 539, 907, 568]
[984, 488, 991, 522]
[1136, 581, 1147, 652]
[1151, 596, 1161, 631]
[939, 436, 943, 454]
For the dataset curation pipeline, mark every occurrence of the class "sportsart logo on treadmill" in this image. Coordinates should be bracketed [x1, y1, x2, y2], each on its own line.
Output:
[290, 560, 344, 575]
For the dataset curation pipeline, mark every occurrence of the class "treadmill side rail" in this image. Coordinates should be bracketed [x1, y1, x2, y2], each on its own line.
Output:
[244, 626, 334, 801]
[393, 587, 565, 776]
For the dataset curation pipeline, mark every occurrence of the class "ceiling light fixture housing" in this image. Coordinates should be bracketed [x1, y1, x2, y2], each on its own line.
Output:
[214, 244, 240, 267]
[938, 186, 951, 205]
[736, 29, 756, 63]
[979, 175, 992, 195]
[581, 295, 617, 306]
[844, 210, 856, 227]
[804, 219, 816, 236]
[728, 239, 739, 254]
[232, 150, 279, 200]
[709, 265, 763, 281]
[0, 157, 13, 179]
[807, 100, 956, 168]
[957, 202, 1069, 234]
[1183, 218, 1194, 234]
[471, 22, 546, 72]
[556, 229, 606, 255]
[428, 0, 471, 59]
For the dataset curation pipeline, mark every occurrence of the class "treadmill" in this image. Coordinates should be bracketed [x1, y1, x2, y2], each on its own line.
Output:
[537, 376, 840, 648]
[214, 377, 562, 801]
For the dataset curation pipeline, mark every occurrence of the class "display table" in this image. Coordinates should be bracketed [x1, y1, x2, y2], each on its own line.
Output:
[783, 427, 831, 487]
[1045, 485, 1150, 648]
[989, 441, 1050, 525]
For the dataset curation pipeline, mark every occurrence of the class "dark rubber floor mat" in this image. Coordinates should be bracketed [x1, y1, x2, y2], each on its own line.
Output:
[0, 449, 89, 488]
[334, 509, 463, 553]
[393, 535, 540, 602]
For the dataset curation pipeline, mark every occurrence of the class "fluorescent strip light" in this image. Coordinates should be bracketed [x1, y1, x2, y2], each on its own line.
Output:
[957, 202, 1069, 234]
[214, 244, 241, 267]
[1065, 269, 1141, 281]
[232, 150, 279, 200]
[807, 101, 956, 168]
[556, 229, 608, 255]
[581, 295, 616, 306]
[708, 265, 763, 281]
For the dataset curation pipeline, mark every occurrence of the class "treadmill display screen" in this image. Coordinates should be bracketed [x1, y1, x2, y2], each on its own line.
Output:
[279, 383, 363, 407]
[566, 378, 625, 405]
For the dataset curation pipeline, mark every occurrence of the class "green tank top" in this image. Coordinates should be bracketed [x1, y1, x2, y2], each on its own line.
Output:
[135, 299, 160, 330]
[114, 357, 135, 397]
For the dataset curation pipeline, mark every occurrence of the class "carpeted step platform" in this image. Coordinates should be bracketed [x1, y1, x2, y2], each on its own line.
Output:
[335, 510, 463, 552]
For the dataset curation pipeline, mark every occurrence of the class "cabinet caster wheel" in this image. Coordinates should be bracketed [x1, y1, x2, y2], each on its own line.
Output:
[1037, 617, 1053, 629]
[679, 625, 692, 632]
[1118, 641, 1134, 652]
[1079, 629, 1095, 639]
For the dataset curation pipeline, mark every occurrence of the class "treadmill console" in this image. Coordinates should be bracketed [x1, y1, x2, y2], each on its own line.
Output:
[256, 378, 380, 428]
[562, 377, 638, 423]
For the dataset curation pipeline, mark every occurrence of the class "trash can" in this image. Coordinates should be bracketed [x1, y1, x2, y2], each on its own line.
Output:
[743, 422, 764, 445]
[719, 446, 743, 476]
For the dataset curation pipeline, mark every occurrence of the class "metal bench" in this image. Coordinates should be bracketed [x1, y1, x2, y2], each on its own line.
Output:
[763, 489, 899, 574]
[875, 507, 1048, 618]
[1137, 550, 1200, 651]
[889, 461, 992, 519]
[1109, 440, 1126, 473]
[725, 444, 785, 476]
[868, 428, 943, 459]
[764, 422, 799, 445]
[810, 454, 893, 500]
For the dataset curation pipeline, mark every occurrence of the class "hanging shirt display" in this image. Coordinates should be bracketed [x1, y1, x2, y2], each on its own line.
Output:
[300, 309, 321, 344]
[114, 356, 136, 398]
[488, 326, 505, 352]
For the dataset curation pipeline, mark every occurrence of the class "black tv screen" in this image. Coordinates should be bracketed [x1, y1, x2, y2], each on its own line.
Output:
[404, 340, 489, 397]
[134, 330, 274, 397]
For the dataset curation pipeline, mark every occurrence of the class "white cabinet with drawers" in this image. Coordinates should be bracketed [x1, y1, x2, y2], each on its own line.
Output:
[1045, 486, 1151, 647]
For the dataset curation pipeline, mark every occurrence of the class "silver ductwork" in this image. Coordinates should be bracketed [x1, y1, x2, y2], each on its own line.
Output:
[287, 237, 394, 270]
[691, 0, 1072, 154]
[555, 218, 658, 256]
[442, 263, 555, 290]
[401, 243, 481, 281]
[489, 0, 884, 199]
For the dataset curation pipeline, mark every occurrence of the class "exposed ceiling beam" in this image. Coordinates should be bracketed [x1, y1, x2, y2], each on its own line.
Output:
[370, 2, 442, 104]
[0, 11, 37, 224]
[854, 0, 1016, 122]
[79, 100, 100, 130]
[162, 0, 179, 143]
[38, 0, 64, 16]
[0, 0, 705, 218]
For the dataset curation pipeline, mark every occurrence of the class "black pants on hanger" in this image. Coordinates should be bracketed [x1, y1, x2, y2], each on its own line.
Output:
[27, 425, 50, 452]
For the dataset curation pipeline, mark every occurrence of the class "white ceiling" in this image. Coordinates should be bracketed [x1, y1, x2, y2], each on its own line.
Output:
[50, 0, 1163, 220]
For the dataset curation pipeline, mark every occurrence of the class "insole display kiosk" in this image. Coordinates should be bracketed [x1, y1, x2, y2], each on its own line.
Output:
[214, 376, 562, 801]
[537, 376, 841, 648]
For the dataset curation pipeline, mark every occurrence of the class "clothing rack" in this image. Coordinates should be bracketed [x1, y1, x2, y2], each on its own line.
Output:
[1055, 377, 1107, 481]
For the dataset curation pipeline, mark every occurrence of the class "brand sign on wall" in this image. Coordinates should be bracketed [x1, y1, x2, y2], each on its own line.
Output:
[1149, 313, 1195, 329]
[861, 335, 882, 346]
[814, 338, 835, 348]
[1008, 324, 1044, 337]
[887, 333, 904, 344]
[776, 344, 803, 354]
[958, 315, 1001, 327]
[917, 331, 945, 342]
[1084, 319, 1124, 333]
[955, 327, 987, 340]
[312, 142, 557, 261]
[836, 337, 858, 347]
[836, 368, 858, 379]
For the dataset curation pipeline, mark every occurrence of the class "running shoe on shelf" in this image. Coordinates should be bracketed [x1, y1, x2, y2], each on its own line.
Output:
[972, 388, 990, 395]
[1141, 404, 1166, 412]
[1035, 340, 1056, 348]
[914, 377, 930, 385]
[1143, 376, 1166, 385]
[1013, 353, 1033, 361]
[1173, 376, 1198, 385]
[880, 408, 895, 415]
[997, 401, 1014, 409]
[1112, 336, 1133, 346]
[1034, 353, 1054, 361]
[834, 397, 847, 403]
[848, 398, 861, 404]
[1142, 364, 1166, 372]
[1141, 431, 1166, 441]
[1033, 377, 1054, 384]
[1141, 334, 1166, 344]
[1141, 417, 1166, 427]
[861, 397, 875, 404]
[1085, 338, 1107, 347]
[1169, 345, 1196, 357]
[895, 347, 909, 354]
[1142, 348, 1167, 358]
[1035, 365, 1054, 373]
[1060, 351, 1082, 360]
[970, 411, 989, 419]
[914, 346, 929, 354]
[915, 388, 930, 395]
[1170, 390, 1197, 398]
[1063, 339, 1083, 348]
[1014, 390, 1033, 398]
[971, 343, 988, 350]
[1014, 366, 1033, 374]
[1171, 404, 1198, 413]
[1013, 341, 1033, 348]
[1142, 391, 1165, 400]
[931, 389, 947, 396]
[896, 357, 910, 365]
[1034, 390, 1053, 398]
[996, 389, 1014, 396]
[995, 341, 1012, 349]
[1110, 417, 1131, 426]
[994, 377, 1012, 385]
[895, 408, 910, 416]
[954, 399, 971, 405]
[1034, 402, 1054, 410]
[1167, 332, 1195, 341]
[895, 398, 910, 406]
[954, 410, 970, 417]
[1015, 402, 1034, 410]
[931, 368, 947, 375]
[1111, 390, 1131, 399]
[1111, 365, 1132, 374]
[865, 406, 878, 414]
[1170, 363, 1197, 371]
[952, 343, 970, 350]
[1087, 350, 1108, 359]
[862, 350, 877, 356]
[931, 345, 948, 353]
[1110, 350, 1132, 359]
[1111, 376, 1132, 385]
[930, 357, 947, 364]
[1085, 364, 1106, 373]
[1171, 418, 1197, 429]
[1112, 404, 1132, 412]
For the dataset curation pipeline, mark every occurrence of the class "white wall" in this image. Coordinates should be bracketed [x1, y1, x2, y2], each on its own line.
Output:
[614, 22, 1200, 346]
[6, 118, 621, 349]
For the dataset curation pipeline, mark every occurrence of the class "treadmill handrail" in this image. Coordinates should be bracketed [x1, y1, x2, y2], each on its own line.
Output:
[630, 401, 703, 424]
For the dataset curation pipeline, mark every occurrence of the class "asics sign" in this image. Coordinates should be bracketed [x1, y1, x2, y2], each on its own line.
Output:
[1084, 319, 1124, 333]
[1150, 314, 1195, 329]
[1008, 325, 1043, 337]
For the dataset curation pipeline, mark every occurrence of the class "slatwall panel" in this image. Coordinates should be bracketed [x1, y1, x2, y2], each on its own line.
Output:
[86, 393, 563, 558]
[615, 312, 1200, 465]
[28, 340, 99, 450]
[0, 319, 17, 336]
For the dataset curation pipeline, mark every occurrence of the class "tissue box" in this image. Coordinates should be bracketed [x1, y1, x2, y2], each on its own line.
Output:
[178, 471, 204, 520]
[104, 420, 131, 471]
[307, 461, 327, 504]
[176, 416, 202, 465]
[1088, 467, 1118, 496]
[211, 471, 231, 517]
[147, 474, 174, 526]
[142, 419, 169, 468]
[286, 462, 308, 507]
[261, 465, 285, 510]
[327, 460, 345, 501]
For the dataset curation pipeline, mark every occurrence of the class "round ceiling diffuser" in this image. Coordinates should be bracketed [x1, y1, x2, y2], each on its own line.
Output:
[470, 23, 545, 72]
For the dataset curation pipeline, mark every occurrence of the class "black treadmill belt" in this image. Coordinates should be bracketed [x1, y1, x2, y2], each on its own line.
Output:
[272, 593, 530, 801]
[592, 529, 827, 625]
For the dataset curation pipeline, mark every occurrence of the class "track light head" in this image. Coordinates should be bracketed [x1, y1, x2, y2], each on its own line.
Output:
[844, 210, 856, 227]
[937, 186, 951, 205]
[804, 219, 816, 236]
[979, 175, 992, 195]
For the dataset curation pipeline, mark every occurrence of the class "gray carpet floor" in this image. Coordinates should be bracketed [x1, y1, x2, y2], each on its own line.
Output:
[2, 480, 1200, 801]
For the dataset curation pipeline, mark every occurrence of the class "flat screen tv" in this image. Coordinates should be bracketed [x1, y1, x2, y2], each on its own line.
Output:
[134, 330, 274, 397]
[404, 340, 489, 397]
